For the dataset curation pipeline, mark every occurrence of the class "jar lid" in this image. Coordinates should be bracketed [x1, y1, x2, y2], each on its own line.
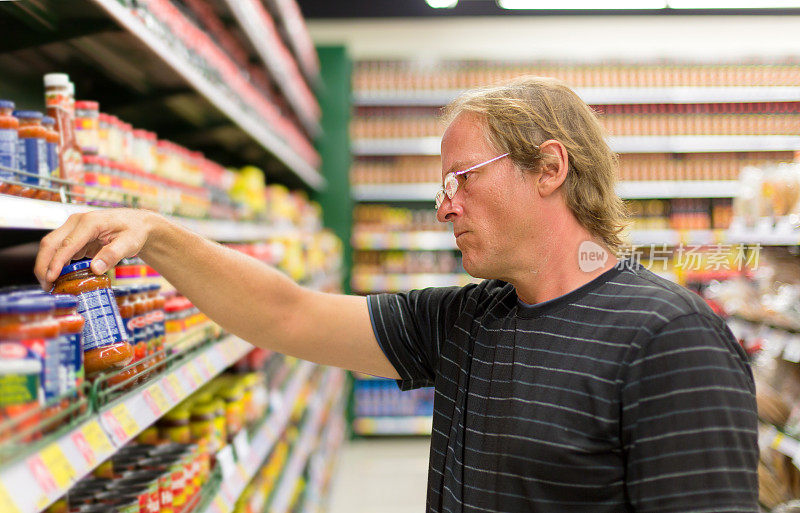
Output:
[59, 258, 93, 276]
[147, 283, 161, 292]
[51, 294, 78, 309]
[43, 73, 70, 87]
[74, 100, 99, 110]
[41, 116, 55, 126]
[111, 286, 131, 297]
[0, 99, 15, 110]
[0, 294, 55, 314]
[13, 110, 42, 120]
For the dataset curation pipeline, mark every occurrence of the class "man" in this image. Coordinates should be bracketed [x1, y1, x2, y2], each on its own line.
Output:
[35, 77, 758, 512]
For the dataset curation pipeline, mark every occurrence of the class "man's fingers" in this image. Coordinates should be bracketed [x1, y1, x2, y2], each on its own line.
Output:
[44, 213, 105, 285]
[91, 236, 141, 276]
[35, 213, 83, 288]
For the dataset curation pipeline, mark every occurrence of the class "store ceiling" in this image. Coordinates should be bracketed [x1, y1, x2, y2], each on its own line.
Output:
[296, 0, 800, 18]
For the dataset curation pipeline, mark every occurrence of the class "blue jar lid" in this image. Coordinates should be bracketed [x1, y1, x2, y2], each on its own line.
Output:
[42, 116, 55, 126]
[112, 286, 131, 297]
[127, 284, 143, 294]
[147, 283, 161, 292]
[59, 259, 93, 277]
[0, 295, 55, 314]
[13, 110, 43, 120]
[51, 294, 78, 309]
[0, 100, 15, 110]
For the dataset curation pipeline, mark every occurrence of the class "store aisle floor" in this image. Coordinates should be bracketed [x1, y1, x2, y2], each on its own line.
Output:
[327, 437, 431, 513]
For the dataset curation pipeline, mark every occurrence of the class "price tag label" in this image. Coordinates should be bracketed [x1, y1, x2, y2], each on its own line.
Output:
[187, 363, 204, 387]
[165, 374, 184, 401]
[198, 354, 213, 380]
[27, 455, 57, 494]
[149, 384, 171, 412]
[233, 431, 251, 462]
[110, 403, 140, 439]
[40, 443, 75, 489]
[216, 446, 236, 481]
[162, 376, 179, 403]
[101, 411, 126, 443]
[213, 495, 230, 513]
[79, 421, 113, 461]
[0, 481, 22, 513]
[180, 366, 197, 390]
[142, 389, 161, 417]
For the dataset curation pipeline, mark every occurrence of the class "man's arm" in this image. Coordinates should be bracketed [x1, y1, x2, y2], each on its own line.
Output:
[34, 209, 400, 379]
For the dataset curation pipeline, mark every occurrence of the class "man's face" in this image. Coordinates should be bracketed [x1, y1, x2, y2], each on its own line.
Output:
[437, 113, 538, 280]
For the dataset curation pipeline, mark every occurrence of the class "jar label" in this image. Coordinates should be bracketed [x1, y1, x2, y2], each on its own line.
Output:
[76, 288, 127, 351]
[20, 138, 48, 186]
[58, 333, 82, 394]
[0, 128, 18, 176]
[0, 342, 41, 406]
[47, 142, 59, 181]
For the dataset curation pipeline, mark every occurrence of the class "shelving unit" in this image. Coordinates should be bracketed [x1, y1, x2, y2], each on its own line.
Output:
[352, 135, 800, 156]
[354, 86, 800, 107]
[352, 416, 433, 436]
[352, 180, 741, 202]
[0, 334, 251, 513]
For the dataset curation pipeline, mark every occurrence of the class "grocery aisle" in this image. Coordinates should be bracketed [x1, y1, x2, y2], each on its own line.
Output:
[328, 437, 430, 513]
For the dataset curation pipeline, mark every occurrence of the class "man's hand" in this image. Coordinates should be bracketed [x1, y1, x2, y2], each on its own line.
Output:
[34, 209, 158, 290]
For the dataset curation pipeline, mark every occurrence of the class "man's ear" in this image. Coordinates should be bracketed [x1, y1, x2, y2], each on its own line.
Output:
[536, 140, 569, 197]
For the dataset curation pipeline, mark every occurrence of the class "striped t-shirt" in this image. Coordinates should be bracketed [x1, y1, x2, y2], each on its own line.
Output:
[367, 260, 758, 513]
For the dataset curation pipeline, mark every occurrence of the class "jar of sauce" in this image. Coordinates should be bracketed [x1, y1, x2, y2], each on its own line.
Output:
[128, 284, 150, 377]
[160, 404, 191, 444]
[111, 286, 140, 387]
[0, 295, 61, 404]
[42, 116, 60, 202]
[51, 294, 85, 394]
[14, 110, 49, 199]
[52, 260, 133, 379]
[0, 99, 20, 195]
[74, 100, 99, 156]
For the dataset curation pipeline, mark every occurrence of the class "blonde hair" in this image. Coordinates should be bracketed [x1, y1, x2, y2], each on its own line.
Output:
[442, 76, 628, 252]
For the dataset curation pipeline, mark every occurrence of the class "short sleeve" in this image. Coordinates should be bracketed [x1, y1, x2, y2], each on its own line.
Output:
[621, 313, 759, 512]
[367, 284, 477, 390]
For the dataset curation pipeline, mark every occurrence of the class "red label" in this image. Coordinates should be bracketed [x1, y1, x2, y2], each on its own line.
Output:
[27, 456, 56, 494]
[142, 390, 160, 417]
[101, 411, 126, 442]
[71, 432, 94, 466]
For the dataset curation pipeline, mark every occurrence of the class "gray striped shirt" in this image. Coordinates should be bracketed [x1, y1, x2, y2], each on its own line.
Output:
[367, 260, 758, 512]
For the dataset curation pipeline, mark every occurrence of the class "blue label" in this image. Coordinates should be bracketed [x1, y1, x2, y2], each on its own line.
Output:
[21, 137, 48, 186]
[76, 288, 127, 351]
[58, 333, 81, 393]
[0, 128, 17, 176]
[47, 141, 58, 180]
[42, 338, 60, 402]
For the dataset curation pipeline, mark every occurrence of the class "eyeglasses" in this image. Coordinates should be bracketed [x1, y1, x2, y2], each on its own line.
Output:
[435, 153, 509, 210]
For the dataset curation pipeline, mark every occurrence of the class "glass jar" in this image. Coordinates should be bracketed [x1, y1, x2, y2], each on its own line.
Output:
[52, 260, 133, 378]
[74, 100, 99, 156]
[51, 294, 85, 394]
[41, 116, 60, 202]
[15, 110, 49, 200]
[82, 155, 102, 206]
[0, 295, 61, 404]
[0, 99, 19, 195]
[160, 404, 191, 444]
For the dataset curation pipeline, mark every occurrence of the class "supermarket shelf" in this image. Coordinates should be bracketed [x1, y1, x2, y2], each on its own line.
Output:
[200, 361, 317, 513]
[267, 370, 344, 513]
[90, 0, 324, 190]
[627, 229, 726, 247]
[350, 229, 726, 250]
[726, 216, 800, 246]
[265, 0, 320, 86]
[220, 0, 320, 137]
[352, 272, 478, 292]
[352, 415, 433, 436]
[351, 180, 740, 202]
[354, 86, 800, 107]
[352, 230, 454, 250]
[352, 136, 800, 156]
[0, 195, 301, 242]
[609, 135, 800, 153]
[0, 335, 253, 513]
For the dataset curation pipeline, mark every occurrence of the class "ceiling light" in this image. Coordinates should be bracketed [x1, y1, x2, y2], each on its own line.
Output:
[498, 0, 666, 9]
[668, 0, 800, 7]
[426, 0, 459, 8]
